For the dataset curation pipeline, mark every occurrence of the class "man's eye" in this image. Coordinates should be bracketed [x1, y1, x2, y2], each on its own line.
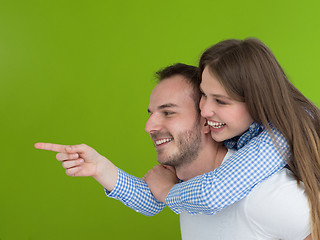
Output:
[164, 111, 174, 116]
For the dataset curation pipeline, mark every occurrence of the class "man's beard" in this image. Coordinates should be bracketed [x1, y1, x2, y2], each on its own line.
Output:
[156, 122, 202, 168]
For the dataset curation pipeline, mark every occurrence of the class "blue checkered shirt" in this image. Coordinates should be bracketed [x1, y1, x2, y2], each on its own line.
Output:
[106, 168, 166, 216]
[106, 123, 288, 216]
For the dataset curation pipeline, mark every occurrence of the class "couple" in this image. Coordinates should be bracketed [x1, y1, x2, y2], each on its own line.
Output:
[36, 38, 318, 239]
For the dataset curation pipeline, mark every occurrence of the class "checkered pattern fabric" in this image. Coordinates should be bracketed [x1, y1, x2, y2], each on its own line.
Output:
[166, 123, 289, 214]
[106, 123, 289, 216]
[224, 122, 263, 150]
[106, 169, 166, 216]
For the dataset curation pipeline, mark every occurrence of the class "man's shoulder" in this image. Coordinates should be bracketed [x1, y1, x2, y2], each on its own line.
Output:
[244, 168, 309, 229]
[247, 168, 306, 204]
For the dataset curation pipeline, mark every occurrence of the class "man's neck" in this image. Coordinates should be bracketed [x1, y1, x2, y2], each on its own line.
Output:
[175, 138, 228, 181]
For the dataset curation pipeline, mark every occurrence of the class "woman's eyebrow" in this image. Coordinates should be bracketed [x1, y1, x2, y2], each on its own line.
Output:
[211, 94, 232, 100]
[200, 85, 232, 100]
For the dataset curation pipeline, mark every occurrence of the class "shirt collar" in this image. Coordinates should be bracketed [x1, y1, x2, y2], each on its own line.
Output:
[224, 122, 264, 150]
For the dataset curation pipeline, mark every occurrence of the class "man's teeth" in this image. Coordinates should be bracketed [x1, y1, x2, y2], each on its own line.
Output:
[155, 138, 173, 146]
[207, 121, 226, 128]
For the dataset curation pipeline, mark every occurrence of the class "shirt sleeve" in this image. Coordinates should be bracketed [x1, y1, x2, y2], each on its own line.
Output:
[105, 168, 166, 216]
[166, 128, 289, 215]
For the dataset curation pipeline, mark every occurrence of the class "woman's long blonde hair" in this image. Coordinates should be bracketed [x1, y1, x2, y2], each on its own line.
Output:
[199, 38, 320, 239]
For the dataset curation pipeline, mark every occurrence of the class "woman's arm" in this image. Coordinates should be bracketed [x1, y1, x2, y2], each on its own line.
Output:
[164, 128, 288, 214]
[106, 168, 166, 216]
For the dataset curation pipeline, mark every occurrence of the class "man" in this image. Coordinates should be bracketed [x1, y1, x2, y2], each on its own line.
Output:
[35, 63, 311, 239]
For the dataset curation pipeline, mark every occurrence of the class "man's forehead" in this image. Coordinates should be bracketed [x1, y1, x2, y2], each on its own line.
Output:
[148, 76, 193, 109]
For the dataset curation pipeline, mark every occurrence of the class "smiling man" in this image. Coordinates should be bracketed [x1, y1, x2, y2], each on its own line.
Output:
[35, 63, 311, 239]
[145, 69, 214, 174]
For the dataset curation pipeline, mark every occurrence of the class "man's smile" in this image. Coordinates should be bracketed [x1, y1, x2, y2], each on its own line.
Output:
[154, 138, 173, 147]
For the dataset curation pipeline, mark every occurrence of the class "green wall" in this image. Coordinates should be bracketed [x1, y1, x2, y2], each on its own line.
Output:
[0, 0, 319, 239]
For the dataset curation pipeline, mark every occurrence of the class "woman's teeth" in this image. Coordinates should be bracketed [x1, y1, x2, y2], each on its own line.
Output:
[207, 121, 226, 128]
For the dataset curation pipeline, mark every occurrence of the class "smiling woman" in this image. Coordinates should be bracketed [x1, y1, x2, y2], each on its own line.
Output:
[200, 67, 254, 142]
[194, 38, 319, 239]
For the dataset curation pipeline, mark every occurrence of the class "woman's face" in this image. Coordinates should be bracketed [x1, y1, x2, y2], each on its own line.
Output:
[199, 66, 254, 142]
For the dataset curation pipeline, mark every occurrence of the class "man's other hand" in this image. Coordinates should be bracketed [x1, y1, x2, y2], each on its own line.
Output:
[143, 165, 178, 203]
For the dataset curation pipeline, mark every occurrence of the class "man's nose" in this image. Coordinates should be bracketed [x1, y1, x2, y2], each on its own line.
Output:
[145, 114, 162, 133]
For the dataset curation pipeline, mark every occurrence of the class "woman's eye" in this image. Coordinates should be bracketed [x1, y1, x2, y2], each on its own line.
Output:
[216, 99, 226, 105]
[200, 91, 207, 97]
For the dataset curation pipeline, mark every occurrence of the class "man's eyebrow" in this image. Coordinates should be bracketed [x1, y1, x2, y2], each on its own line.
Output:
[148, 103, 179, 114]
[158, 103, 179, 109]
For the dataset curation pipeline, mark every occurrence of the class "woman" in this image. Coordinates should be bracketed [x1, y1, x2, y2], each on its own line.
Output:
[189, 38, 319, 238]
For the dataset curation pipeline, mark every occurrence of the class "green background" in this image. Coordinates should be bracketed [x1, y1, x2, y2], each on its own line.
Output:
[0, 0, 319, 239]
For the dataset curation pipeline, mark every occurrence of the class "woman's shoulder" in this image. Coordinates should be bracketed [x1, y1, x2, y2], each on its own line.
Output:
[254, 123, 286, 144]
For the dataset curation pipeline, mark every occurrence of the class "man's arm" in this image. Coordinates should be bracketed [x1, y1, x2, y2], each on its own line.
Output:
[35, 143, 166, 216]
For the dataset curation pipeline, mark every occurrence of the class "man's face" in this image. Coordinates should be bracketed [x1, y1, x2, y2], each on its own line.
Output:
[145, 75, 202, 168]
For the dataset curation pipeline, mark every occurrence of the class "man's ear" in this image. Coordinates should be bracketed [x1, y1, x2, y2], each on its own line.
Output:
[201, 117, 210, 134]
